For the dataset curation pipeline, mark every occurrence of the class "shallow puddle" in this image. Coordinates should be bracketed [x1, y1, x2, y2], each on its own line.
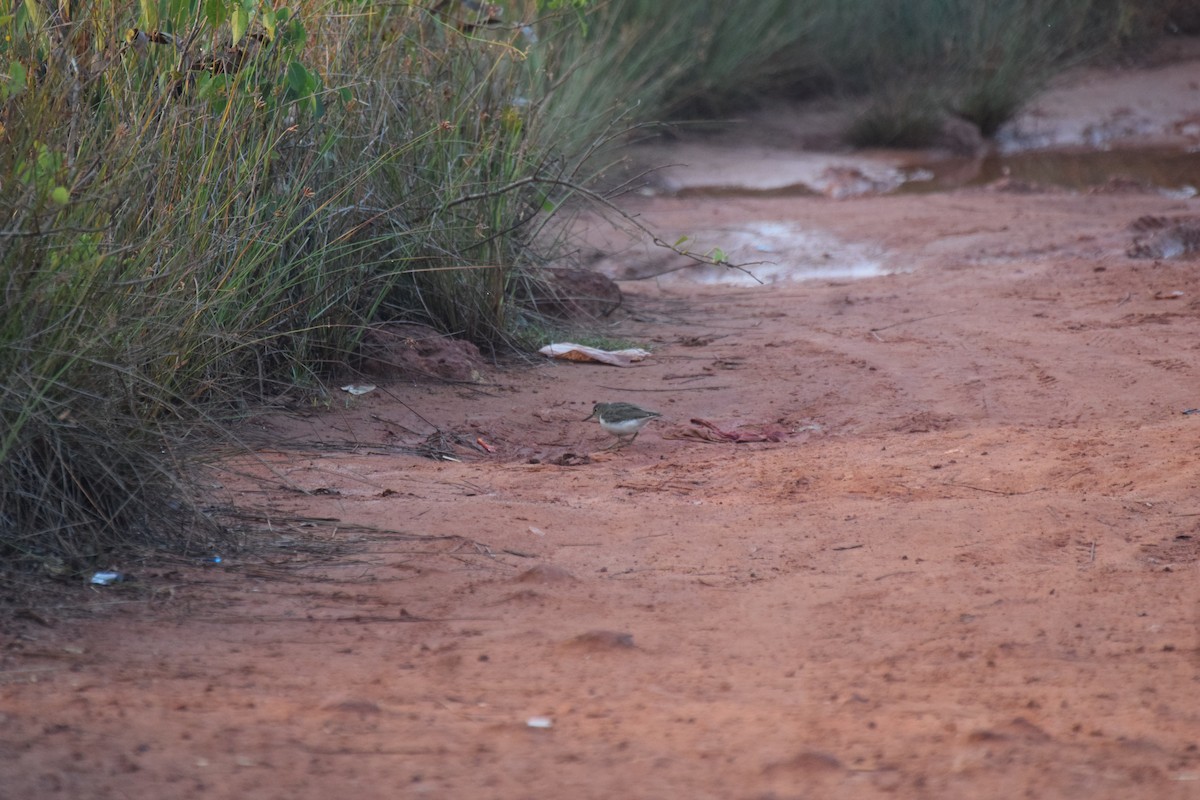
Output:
[901, 146, 1200, 196]
[658, 146, 1200, 201]
[658, 221, 891, 285]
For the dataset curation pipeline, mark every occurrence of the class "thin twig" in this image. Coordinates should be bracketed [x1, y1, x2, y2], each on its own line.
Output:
[595, 385, 731, 393]
[870, 311, 960, 333]
[946, 468, 1088, 497]
[188, 613, 495, 624]
[442, 174, 764, 282]
[946, 482, 1032, 496]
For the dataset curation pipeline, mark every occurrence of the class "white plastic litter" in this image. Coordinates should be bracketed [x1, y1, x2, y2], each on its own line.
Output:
[538, 343, 650, 367]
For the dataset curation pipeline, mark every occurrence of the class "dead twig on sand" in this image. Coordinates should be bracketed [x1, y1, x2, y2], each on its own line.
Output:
[870, 311, 962, 334]
[945, 468, 1089, 497]
[596, 385, 731, 393]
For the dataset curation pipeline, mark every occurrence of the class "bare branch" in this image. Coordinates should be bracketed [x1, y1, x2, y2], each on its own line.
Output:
[441, 173, 762, 282]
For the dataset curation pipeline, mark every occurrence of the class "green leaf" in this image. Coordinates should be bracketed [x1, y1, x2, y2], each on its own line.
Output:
[286, 60, 315, 95]
[261, 7, 276, 39]
[22, 0, 44, 27]
[709, 247, 727, 264]
[138, 0, 158, 30]
[231, 5, 248, 45]
[7, 61, 27, 98]
[673, 235, 690, 248]
[51, 186, 69, 204]
[203, 0, 226, 29]
[195, 72, 232, 103]
[280, 15, 304, 48]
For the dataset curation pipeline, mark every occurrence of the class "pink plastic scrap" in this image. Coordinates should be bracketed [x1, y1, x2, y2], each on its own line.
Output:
[667, 418, 789, 443]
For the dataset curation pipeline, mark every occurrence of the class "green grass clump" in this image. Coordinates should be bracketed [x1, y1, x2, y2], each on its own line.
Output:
[0, 1, 599, 571]
[548, 0, 1193, 148]
[530, 0, 824, 134]
[822, 0, 1074, 142]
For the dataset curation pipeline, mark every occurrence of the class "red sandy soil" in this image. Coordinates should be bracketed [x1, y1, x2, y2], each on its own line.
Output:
[4, 51, 1200, 800]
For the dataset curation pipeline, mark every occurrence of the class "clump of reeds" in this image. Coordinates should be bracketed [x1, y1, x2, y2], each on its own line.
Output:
[0, 0, 593, 572]
[553, 0, 1187, 147]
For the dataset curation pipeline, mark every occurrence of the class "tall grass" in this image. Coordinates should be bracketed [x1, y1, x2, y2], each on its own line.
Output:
[816, 0, 1105, 137]
[534, 0, 825, 124]
[0, 1, 593, 570]
[547, 0, 1190, 146]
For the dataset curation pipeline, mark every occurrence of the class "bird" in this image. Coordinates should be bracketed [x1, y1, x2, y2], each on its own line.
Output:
[583, 402, 662, 450]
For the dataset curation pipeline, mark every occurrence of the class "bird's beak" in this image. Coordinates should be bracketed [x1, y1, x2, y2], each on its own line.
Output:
[582, 408, 596, 421]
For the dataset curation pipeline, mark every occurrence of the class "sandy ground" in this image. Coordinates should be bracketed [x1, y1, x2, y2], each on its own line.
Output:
[4, 49, 1200, 800]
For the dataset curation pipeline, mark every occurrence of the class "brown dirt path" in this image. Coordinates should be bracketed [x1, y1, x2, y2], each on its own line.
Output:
[4, 67, 1200, 800]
